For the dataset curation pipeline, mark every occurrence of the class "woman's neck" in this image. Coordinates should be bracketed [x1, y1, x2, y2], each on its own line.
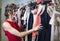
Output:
[7, 15, 17, 22]
[7, 18, 14, 22]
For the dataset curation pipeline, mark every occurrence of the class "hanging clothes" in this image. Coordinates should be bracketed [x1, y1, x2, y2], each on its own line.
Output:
[23, 6, 34, 41]
[26, 8, 33, 41]
[47, 3, 60, 41]
[32, 4, 45, 41]
[27, 12, 33, 41]
[37, 5, 51, 41]
[32, 4, 41, 38]
[17, 8, 21, 27]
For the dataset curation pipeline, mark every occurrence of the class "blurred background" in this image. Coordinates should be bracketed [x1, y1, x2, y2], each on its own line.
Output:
[0, 0, 2, 41]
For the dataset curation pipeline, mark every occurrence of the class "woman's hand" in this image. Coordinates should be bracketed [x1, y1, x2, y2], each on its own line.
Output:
[33, 24, 43, 31]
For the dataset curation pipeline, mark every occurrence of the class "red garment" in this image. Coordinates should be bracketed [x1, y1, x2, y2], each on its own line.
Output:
[36, 0, 44, 4]
[32, 5, 43, 37]
[4, 20, 22, 41]
[32, 13, 41, 38]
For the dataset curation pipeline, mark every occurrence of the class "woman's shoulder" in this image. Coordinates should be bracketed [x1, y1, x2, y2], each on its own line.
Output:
[2, 21, 9, 26]
[2, 20, 9, 25]
[2, 21, 12, 30]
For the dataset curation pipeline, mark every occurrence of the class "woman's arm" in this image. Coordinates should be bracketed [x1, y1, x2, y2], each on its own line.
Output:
[2, 22, 41, 38]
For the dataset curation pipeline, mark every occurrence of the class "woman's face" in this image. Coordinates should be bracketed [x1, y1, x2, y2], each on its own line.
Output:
[11, 9, 18, 22]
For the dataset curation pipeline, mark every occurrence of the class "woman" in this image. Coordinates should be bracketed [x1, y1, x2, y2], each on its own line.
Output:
[2, 3, 42, 41]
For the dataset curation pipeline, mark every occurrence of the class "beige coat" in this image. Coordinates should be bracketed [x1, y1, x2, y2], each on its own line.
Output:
[47, 5, 60, 41]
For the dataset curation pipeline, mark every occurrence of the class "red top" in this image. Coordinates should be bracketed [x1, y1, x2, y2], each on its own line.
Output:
[4, 20, 22, 41]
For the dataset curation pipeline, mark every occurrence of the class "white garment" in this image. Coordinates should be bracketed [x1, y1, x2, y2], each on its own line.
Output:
[17, 8, 21, 27]
[22, 6, 31, 41]
[22, 7, 30, 26]
[47, 5, 60, 41]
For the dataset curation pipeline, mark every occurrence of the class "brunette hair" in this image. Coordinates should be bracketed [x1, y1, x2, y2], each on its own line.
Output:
[4, 3, 18, 19]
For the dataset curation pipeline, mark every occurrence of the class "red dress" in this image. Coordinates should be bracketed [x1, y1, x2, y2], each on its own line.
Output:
[4, 20, 22, 41]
